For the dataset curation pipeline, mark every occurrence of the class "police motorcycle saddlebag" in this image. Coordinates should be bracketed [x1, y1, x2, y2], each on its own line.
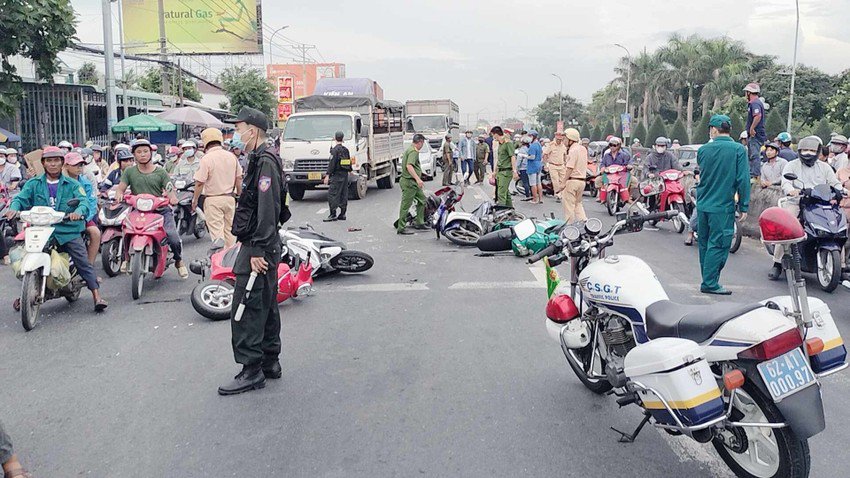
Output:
[762, 296, 847, 374]
[624, 338, 725, 427]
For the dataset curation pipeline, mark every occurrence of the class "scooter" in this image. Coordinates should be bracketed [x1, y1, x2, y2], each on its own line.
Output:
[529, 208, 846, 478]
[430, 185, 465, 240]
[280, 224, 374, 276]
[172, 174, 206, 239]
[600, 164, 632, 216]
[442, 200, 525, 247]
[122, 194, 174, 300]
[515, 170, 554, 197]
[584, 159, 598, 197]
[476, 216, 565, 257]
[394, 187, 444, 230]
[638, 166, 686, 233]
[98, 190, 131, 277]
[188, 244, 313, 321]
[0, 185, 17, 256]
[12, 200, 87, 331]
[683, 183, 742, 254]
[768, 174, 848, 292]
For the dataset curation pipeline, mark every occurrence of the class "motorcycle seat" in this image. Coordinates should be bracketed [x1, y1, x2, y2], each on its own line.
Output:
[644, 300, 763, 343]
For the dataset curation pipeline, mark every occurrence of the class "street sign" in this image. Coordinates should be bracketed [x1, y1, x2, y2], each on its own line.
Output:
[556, 120, 564, 133]
[621, 113, 632, 138]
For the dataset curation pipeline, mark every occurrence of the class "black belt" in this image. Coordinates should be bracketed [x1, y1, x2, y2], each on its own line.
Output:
[498, 168, 512, 172]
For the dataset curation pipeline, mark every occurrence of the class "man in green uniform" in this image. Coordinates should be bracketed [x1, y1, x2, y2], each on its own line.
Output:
[474, 134, 490, 184]
[490, 126, 518, 207]
[397, 134, 430, 235]
[695, 114, 750, 295]
[441, 134, 455, 186]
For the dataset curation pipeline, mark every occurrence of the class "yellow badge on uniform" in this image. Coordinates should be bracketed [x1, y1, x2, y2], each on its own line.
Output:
[79, 187, 86, 195]
[340, 159, 351, 166]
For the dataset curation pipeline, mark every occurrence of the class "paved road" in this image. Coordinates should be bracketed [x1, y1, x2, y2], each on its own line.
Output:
[2, 179, 849, 477]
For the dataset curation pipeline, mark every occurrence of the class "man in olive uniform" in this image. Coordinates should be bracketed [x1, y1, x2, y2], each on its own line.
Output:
[490, 126, 517, 207]
[695, 114, 750, 295]
[441, 134, 455, 186]
[323, 131, 352, 222]
[397, 134, 430, 235]
[219, 107, 284, 395]
[474, 135, 490, 184]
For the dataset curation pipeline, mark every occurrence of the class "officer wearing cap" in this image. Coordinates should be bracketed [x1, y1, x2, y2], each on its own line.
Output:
[194, 128, 243, 248]
[323, 131, 352, 221]
[218, 106, 284, 396]
[694, 114, 750, 295]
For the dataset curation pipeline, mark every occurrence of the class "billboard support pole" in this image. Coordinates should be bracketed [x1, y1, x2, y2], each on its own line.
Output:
[178, 57, 184, 107]
[157, 0, 171, 102]
[101, 0, 118, 135]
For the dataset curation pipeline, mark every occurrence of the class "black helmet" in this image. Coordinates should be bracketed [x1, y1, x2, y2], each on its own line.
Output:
[116, 149, 134, 162]
[764, 142, 781, 151]
[797, 135, 822, 167]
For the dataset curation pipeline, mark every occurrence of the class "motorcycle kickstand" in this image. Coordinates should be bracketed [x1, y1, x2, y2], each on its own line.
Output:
[610, 412, 651, 443]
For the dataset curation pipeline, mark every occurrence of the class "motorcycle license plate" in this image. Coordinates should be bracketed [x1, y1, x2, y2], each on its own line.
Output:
[308, 172, 322, 181]
[757, 348, 817, 401]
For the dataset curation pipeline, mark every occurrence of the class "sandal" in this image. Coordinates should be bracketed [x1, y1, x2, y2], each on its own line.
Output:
[4, 467, 33, 478]
[95, 298, 109, 312]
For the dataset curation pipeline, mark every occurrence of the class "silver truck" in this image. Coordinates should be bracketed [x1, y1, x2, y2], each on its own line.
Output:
[404, 100, 460, 176]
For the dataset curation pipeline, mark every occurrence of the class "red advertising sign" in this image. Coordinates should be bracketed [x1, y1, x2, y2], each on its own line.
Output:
[277, 76, 294, 103]
[277, 103, 293, 121]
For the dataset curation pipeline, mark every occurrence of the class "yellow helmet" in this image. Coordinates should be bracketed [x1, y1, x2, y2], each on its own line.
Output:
[564, 128, 580, 142]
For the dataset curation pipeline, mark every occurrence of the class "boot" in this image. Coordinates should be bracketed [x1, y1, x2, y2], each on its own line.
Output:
[218, 364, 266, 395]
[323, 212, 338, 222]
[262, 359, 282, 379]
[337, 208, 346, 221]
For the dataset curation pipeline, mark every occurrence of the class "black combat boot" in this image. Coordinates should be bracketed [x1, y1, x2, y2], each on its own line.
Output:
[337, 207, 346, 221]
[218, 364, 266, 396]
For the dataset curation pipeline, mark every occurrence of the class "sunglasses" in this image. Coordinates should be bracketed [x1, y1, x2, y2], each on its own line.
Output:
[608, 143, 619, 148]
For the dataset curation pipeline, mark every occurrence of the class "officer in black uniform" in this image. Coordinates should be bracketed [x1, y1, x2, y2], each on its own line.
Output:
[218, 106, 283, 396]
[323, 131, 352, 222]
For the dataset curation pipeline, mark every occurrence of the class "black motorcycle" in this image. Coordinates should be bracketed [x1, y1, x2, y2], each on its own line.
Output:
[772, 174, 848, 292]
[172, 174, 206, 239]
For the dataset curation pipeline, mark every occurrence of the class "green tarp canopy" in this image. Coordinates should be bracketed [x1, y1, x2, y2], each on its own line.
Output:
[111, 114, 177, 133]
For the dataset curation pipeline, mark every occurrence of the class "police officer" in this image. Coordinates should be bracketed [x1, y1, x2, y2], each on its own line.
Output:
[219, 107, 283, 396]
[323, 131, 352, 221]
[695, 114, 750, 295]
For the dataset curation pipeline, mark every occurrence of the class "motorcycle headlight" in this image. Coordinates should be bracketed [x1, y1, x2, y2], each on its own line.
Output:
[136, 198, 154, 212]
[174, 180, 187, 189]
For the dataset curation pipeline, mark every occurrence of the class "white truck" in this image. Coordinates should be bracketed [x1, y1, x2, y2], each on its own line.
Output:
[404, 100, 460, 180]
[281, 79, 404, 200]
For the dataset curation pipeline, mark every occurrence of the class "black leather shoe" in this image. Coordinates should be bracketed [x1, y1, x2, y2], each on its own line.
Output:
[262, 360, 282, 379]
[323, 215, 338, 222]
[218, 365, 266, 396]
[397, 228, 414, 235]
[413, 223, 430, 230]
[337, 215, 346, 221]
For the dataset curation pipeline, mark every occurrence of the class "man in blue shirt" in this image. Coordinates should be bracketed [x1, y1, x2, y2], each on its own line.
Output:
[63, 152, 101, 266]
[596, 137, 636, 203]
[744, 83, 767, 177]
[526, 130, 544, 203]
[776, 132, 798, 161]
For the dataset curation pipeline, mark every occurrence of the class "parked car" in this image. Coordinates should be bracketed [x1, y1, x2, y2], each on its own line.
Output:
[675, 144, 703, 172]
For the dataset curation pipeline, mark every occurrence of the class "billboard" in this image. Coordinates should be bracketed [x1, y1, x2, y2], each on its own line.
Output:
[122, 0, 262, 55]
[266, 63, 345, 99]
[276, 76, 293, 121]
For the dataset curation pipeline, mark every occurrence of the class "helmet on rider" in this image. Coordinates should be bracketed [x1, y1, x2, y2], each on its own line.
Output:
[797, 135, 822, 167]
[564, 128, 580, 143]
[57, 140, 73, 150]
[777, 132, 792, 145]
[764, 142, 780, 159]
[41, 146, 65, 160]
[131, 139, 152, 152]
[654, 137, 668, 154]
[115, 149, 134, 162]
[829, 135, 848, 154]
[743, 83, 761, 94]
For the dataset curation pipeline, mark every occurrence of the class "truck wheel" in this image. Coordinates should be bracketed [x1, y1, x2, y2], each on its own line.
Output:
[289, 184, 305, 201]
[377, 163, 396, 189]
[349, 175, 367, 200]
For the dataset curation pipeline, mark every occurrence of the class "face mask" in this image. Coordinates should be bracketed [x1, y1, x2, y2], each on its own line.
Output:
[830, 144, 846, 154]
[231, 132, 241, 144]
[7, 156, 17, 164]
[0, 158, 6, 166]
[799, 151, 818, 167]
[182, 149, 195, 158]
[655, 146, 667, 154]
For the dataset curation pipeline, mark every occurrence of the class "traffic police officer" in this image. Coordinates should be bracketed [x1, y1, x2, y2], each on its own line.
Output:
[396, 134, 429, 235]
[695, 114, 750, 295]
[323, 131, 352, 221]
[490, 126, 517, 207]
[219, 106, 284, 396]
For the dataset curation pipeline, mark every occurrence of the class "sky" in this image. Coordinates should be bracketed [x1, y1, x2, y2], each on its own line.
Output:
[69, 0, 850, 124]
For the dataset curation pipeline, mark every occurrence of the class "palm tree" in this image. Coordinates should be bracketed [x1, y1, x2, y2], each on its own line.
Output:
[659, 34, 705, 138]
[699, 38, 751, 114]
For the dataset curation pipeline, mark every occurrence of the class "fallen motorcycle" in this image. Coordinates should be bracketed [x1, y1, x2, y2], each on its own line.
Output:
[442, 200, 526, 247]
[280, 224, 373, 276]
[530, 207, 846, 478]
[188, 243, 313, 321]
[476, 216, 565, 257]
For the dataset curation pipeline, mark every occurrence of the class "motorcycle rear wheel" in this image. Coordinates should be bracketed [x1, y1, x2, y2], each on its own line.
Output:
[445, 221, 482, 247]
[21, 270, 42, 331]
[712, 381, 810, 478]
[191, 280, 234, 321]
[193, 218, 207, 239]
[130, 253, 145, 300]
[329, 250, 374, 273]
[102, 238, 122, 277]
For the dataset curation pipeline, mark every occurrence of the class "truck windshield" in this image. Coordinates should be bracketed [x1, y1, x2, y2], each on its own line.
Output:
[406, 115, 446, 134]
[283, 115, 353, 141]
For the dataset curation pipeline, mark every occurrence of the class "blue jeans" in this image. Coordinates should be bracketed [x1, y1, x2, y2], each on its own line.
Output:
[60, 237, 98, 290]
[748, 138, 764, 178]
[162, 208, 183, 262]
[519, 170, 531, 197]
[461, 158, 474, 179]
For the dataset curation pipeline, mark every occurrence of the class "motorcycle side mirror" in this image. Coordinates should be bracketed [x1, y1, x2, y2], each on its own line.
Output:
[513, 219, 536, 241]
[66, 198, 80, 208]
[783, 173, 798, 181]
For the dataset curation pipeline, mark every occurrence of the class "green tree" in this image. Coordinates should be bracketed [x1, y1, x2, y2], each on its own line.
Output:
[77, 62, 99, 86]
[843, 122, 850, 137]
[591, 124, 603, 141]
[669, 119, 689, 145]
[693, 113, 712, 144]
[533, 93, 587, 133]
[219, 67, 277, 118]
[827, 72, 850, 127]
[729, 112, 745, 142]
[632, 122, 647, 145]
[602, 119, 615, 139]
[137, 68, 202, 102]
[580, 123, 591, 140]
[813, 118, 834, 144]
[646, 116, 667, 146]
[765, 109, 785, 140]
[0, 0, 77, 116]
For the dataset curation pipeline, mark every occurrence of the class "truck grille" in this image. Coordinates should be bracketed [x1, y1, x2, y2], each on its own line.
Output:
[294, 158, 329, 172]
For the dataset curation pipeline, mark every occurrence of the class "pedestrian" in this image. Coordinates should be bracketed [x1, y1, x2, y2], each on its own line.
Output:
[738, 131, 748, 148]
[0, 148, 22, 193]
[62, 152, 101, 265]
[828, 135, 849, 171]
[173, 140, 201, 177]
[559, 128, 588, 222]
[1, 420, 30, 478]
[474, 134, 490, 184]
[516, 136, 532, 201]
[490, 126, 518, 207]
[744, 82, 767, 178]
[458, 130, 476, 185]
[544, 131, 569, 204]
[527, 131, 544, 204]
[323, 131, 352, 222]
[695, 115, 750, 295]
[759, 142, 788, 189]
[441, 134, 455, 186]
[396, 134, 430, 235]
[219, 106, 284, 396]
[193, 128, 243, 248]
[485, 131, 496, 172]
[776, 132, 797, 161]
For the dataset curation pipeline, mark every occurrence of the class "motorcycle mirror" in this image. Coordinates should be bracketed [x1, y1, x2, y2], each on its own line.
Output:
[784, 173, 798, 181]
[513, 219, 536, 241]
[66, 198, 80, 208]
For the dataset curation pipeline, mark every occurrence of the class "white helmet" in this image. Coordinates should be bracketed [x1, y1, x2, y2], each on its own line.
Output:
[181, 140, 197, 149]
[114, 143, 130, 151]
[5, 148, 16, 155]
[58, 140, 73, 149]
[739, 131, 748, 140]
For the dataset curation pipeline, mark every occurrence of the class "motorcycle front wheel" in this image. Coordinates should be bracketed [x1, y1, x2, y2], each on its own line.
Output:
[670, 203, 685, 234]
[102, 238, 122, 277]
[193, 217, 207, 239]
[130, 253, 145, 300]
[712, 381, 810, 478]
[190, 280, 234, 321]
[562, 323, 612, 395]
[329, 250, 374, 273]
[21, 270, 42, 331]
[730, 221, 743, 254]
[817, 248, 841, 292]
[444, 221, 482, 247]
[606, 191, 619, 216]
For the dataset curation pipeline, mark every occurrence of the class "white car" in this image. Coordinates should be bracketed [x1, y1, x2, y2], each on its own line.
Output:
[403, 139, 436, 181]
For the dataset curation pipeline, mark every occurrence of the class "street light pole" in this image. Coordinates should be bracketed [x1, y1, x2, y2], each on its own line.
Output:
[551, 73, 563, 123]
[614, 43, 631, 138]
[787, 0, 799, 133]
[500, 98, 508, 125]
[101, 0, 118, 133]
[269, 26, 290, 65]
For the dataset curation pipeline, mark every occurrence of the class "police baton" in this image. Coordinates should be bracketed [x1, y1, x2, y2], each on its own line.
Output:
[233, 271, 259, 322]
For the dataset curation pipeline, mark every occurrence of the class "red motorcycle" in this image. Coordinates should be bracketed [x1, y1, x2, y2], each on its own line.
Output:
[98, 191, 131, 277]
[600, 164, 632, 216]
[188, 244, 313, 321]
[122, 194, 173, 300]
[638, 168, 687, 233]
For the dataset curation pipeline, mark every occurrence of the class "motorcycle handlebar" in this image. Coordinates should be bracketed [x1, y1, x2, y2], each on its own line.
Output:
[527, 244, 558, 264]
[634, 210, 679, 224]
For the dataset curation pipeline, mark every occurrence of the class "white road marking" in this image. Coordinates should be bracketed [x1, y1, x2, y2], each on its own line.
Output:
[322, 283, 429, 292]
[449, 281, 545, 290]
[317, 208, 328, 215]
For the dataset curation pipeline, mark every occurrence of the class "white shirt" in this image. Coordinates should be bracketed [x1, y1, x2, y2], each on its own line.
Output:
[781, 159, 842, 195]
[830, 152, 849, 172]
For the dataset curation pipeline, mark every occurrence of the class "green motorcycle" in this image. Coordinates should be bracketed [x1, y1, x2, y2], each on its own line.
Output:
[477, 218, 566, 257]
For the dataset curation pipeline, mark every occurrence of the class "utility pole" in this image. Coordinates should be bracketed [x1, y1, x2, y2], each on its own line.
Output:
[551, 73, 563, 123]
[101, 0, 118, 132]
[787, 0, 800, 133]
[177, 57, 184, 106]
[115, 0, 129, 119]
[157, 0, 170, 103]
[292, 42, 316, 97]
[614, 43, 632, 139]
